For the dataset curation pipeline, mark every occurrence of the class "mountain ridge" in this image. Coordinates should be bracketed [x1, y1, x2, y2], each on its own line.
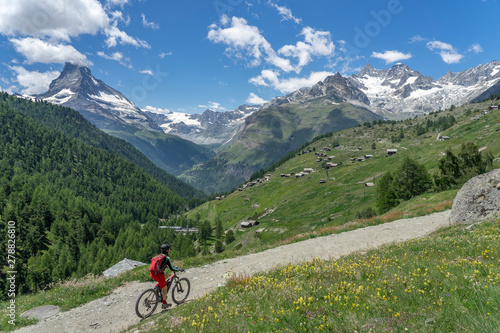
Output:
[29, 60, 500, 193]
[350, 60, 500, 117]
[34, 63, 214, 176]
[144, 104, 259, 151]
[38, 63, 162, 132]
[259, 60, 500, 119]
[178, 61, 500, 193]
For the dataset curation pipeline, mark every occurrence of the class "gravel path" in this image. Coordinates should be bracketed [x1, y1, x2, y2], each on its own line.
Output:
[14, 210, 451, 333]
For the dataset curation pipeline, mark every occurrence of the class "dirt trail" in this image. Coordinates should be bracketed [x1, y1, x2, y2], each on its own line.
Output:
[14, 210, 451, 333]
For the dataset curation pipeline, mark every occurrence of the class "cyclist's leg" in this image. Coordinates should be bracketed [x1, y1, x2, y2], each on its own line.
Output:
[161, 285, 168, 302]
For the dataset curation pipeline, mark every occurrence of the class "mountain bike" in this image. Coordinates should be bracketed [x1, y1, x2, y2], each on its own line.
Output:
[135, 272, 191, 319]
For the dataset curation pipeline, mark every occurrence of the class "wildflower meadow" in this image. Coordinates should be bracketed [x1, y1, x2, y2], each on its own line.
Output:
[146, 218, 500, 332]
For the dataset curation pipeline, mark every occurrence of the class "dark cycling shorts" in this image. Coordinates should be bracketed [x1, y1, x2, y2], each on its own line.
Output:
[150, 272, 166, 289]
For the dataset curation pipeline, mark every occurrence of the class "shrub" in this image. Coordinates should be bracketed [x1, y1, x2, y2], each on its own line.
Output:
[225, 230, 235, 244]
[355, 207, 377, 219]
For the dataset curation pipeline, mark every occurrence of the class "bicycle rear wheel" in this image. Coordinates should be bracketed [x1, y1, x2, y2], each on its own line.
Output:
[171, 278, 190, 304]
[135, 288, 160, 318]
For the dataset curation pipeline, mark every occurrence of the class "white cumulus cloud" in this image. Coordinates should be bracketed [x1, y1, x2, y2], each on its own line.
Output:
[0, 0, 150, 66]
[409, 35, 426, 43]
[106, 0, 130, 7]
[246, 93, 267, 104]
[104, 25, 150, 48]
[198, 101, 226, 111]
[371, 50, 412, 64]
[143, 105, 171, 114]
[141, 14, 159, 30]
[279, 27, 335, 73]
[159, 52, 172, 58]
[207, 15, 293, 72]
[10, 66, 60, 95]
[426, 40, 464, 64]
[208, 16, 340, 95]
[10, 37, 90, 65]
[249, 70, 334, 94]
[97, 50, 132, 67]
[427, 40, 455, 52]
[468, 43, 483, 54]
[208, 16, 336, 75]
[0, 0, 108, 41]
[97, 51, 124, 61]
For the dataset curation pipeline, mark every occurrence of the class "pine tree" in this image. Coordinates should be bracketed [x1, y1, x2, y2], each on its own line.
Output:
[376, 172, 399, 213]
[215, 217, 223, 239]
[393, 157, 432, 201]
[199, 220, 212, 244]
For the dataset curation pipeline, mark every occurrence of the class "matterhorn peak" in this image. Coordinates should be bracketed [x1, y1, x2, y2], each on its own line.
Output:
[36, 62, 162, 132]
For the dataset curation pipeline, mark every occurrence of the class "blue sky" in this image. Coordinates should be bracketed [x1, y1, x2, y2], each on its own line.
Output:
[0, 0, 498, 114]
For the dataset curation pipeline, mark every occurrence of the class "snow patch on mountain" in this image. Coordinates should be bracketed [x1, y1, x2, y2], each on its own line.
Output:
[491, 66, 500, 77]
[144, 105, 259, 148]
[349, 61, 500, 117]
[155, 111, 204, 132]
[44, 88, 75, 104]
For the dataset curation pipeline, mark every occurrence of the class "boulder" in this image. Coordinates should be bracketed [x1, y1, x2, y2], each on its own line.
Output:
[21, 305, 60, 320]
[449, 169, 500, 225]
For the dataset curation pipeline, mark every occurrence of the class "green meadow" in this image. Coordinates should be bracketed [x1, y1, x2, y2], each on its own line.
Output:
[187, 101, 500, 255]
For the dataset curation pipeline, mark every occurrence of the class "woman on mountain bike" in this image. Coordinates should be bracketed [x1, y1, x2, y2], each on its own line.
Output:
[149, 243, 183, 309]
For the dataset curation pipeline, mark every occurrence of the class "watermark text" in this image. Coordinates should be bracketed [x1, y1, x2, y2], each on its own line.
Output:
[6, 221, 17, 326]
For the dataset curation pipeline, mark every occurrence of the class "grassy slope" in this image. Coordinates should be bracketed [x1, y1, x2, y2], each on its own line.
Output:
[141, 218, 500, 332]
[181, 102, 381, 193]
[186, 101, 500, 254]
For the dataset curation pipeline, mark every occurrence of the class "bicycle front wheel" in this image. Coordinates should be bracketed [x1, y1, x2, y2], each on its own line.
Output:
[135, 288, 160, 318]
[171, 278, 190, 304]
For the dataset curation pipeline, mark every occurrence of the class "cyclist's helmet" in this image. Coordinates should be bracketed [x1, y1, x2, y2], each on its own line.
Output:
[160, 243, 171, 254]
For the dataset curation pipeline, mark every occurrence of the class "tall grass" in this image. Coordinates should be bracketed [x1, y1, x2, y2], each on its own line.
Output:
[139, 218, 500, 332]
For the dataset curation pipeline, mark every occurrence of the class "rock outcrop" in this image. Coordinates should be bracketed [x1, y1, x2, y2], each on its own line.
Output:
[449, 169, 500, 225]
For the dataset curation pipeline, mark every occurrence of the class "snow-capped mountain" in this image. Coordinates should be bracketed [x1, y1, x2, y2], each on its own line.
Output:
[350, 61, 500, 117]
[37, 63, 162, 132]
[261, 61, 500, 119]
[145, 104, 259, 148]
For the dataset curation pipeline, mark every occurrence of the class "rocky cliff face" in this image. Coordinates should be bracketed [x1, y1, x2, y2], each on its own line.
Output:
[262, 72, 370, 109]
